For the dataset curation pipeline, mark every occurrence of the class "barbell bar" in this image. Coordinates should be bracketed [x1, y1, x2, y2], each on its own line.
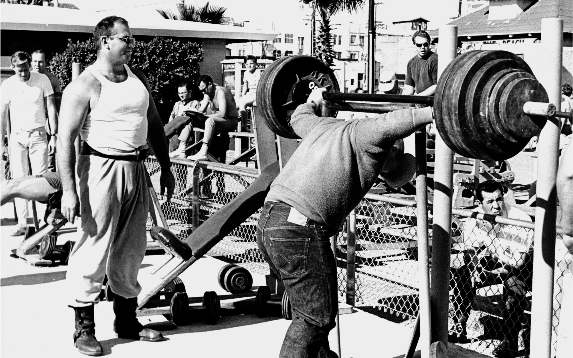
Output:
[256, 50, 570, 161]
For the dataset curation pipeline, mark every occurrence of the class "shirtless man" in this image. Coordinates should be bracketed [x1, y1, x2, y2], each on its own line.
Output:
[187, 75, 240, 161]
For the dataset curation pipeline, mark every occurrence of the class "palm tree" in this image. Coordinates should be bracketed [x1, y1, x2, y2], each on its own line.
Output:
[301, 0, 365, 66]
[157, 1, 226, 24]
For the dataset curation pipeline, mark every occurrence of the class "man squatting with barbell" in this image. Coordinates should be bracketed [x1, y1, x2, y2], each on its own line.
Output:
[256, 87, 434, 358]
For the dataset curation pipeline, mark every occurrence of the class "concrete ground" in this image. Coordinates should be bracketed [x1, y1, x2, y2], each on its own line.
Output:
[1, 202, 490, 358]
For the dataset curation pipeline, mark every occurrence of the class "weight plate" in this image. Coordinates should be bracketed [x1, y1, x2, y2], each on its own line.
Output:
[281, 291, 292, 320]
[480, 67, 523, 148]
[256, 55, 340, 139]
[217, 263, 237, 292]
[255, 286, 271, 318]
[435, 50, 481, 158]
[465, 57, 531, 160]
[170, 292, 189, 326]
[223, 266, 254, 294]
[202, 291, 221, 325]
[450, 50, 528, 159]
[499, 76, 548, 140]
[162, 277, 186, 299]
[489, 71, 536, 145]
[38, 234, 57, 260]
[62, 240, 74, 265]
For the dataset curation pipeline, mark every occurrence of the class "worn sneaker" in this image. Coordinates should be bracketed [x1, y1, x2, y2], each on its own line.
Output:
[10, 225, 27, 236]
[169, 150, 186, 158]
[492, 340, 518, 358]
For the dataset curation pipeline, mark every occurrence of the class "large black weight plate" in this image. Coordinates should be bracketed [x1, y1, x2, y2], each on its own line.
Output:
[170, 292, 189, 326]
[489, 71, 536, 145]
[255, 286, 271, 318]
[217, 263, 236, 292]
[435, 50, 480, 158]
[257, 56, 340, 139]
[480, 68, 523, 148]
[223, 265, 254, 294]
[281, 291, 292, 320]
[38, 233, 57, 260]
[202, 291, 221, 325]
[450, 50, 528, 159]
[499, 77, 548, 140]
[465, 57, 531, 160]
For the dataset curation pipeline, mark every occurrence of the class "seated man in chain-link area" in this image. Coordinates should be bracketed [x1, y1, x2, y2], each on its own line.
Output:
[257, 87, 434, 358]
[450, 180, 533, 357]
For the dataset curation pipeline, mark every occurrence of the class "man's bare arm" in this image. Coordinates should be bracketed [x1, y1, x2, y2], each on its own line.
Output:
[132, 69, 175, 201]
[57, 75, 91, 223]
[416, 84, 437, 96]
[402, 84, 414, 95]
[45, 94, 58, 152]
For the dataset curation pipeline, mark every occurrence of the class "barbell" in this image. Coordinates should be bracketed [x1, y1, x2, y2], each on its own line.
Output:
[256, 50, 570, 161]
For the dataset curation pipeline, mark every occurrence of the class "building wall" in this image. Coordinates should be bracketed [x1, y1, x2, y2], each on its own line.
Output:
[200, 38, 228, 84]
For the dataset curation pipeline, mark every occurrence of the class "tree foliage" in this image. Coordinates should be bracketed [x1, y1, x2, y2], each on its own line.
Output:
[48, 37, 203, 120]
[301, 0, 365, 66]
[157, 1, 226, 24]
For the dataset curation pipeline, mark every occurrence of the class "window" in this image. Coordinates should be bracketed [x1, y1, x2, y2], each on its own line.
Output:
[335, 52, 342, 59]
[285, 34, 294, 43]
[359, 35, 365, 46]
[273, 50, 282, 57]
[332, 34, 337, 45]
[285, 50, 293, 56]
[350, 35, 356, 44]
[238, 49, 245, 56]
[273, 37, 282, 43]
[350, 52, 358, 60]
[338, 36, 342, 45]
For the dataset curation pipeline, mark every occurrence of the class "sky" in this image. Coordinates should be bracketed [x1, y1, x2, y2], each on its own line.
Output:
[68, 0, 461, 30]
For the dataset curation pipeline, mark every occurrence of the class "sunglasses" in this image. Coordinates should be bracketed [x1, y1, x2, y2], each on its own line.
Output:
[109, 36, 136, 45]
[415, 42, 429, 48]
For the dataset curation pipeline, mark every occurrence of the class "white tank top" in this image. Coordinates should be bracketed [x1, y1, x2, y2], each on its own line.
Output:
[81, 64, 149, 155]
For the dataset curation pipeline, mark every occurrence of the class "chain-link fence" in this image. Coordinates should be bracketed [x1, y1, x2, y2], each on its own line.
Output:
[144, 157, 570, 358]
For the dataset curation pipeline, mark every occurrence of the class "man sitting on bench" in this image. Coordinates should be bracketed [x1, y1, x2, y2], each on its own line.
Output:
[450, 180, 533, 357]
[187, 75, 240, 162]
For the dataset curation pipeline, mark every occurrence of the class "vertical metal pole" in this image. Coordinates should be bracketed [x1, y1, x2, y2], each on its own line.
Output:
[331, 234, 342, 358]
[530, 17, 562, 358]
[346, 210, 357, 306]
[367, 0, 376, 93]
[430, 25, 457, 346]
[415, 129, 431, 358]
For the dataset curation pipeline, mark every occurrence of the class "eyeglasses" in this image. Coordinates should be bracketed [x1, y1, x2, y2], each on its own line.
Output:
[415, 42, 429, 48]
[109, 36, 136, 45]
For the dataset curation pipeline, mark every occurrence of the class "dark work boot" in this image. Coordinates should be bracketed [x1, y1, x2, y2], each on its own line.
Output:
[113, 295, 163, 342]
[72, 305, 103, 356]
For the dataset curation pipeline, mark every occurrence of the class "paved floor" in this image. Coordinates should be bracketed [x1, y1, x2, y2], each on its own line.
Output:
[1, 202, 492, 358]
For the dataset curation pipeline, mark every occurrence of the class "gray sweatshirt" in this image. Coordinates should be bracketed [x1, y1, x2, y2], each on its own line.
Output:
[266, 103, 433, 233]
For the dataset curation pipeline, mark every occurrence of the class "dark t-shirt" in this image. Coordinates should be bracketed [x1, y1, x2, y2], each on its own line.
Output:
[405, 52, 438, 94]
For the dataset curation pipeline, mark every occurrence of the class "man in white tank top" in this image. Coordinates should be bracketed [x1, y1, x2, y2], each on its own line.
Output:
[57, 16, 175, 356]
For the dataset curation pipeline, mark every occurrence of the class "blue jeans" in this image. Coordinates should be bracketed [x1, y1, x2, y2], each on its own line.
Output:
[257, 202, 338, 358]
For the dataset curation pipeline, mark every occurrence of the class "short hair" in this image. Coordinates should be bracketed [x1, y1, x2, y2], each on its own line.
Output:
[563, 83, 572, 97]
[199, 75, 213, 85]
[93, 16, 129, 51]
[31, 49, 47, 58]
[412, 30, 431, 45]
[11, 51, 31, 66]
[189, 84, 203, 101]
[177, 80, 192, 90]
[475, 180, 504, 202]
[245, 55, 257, 63]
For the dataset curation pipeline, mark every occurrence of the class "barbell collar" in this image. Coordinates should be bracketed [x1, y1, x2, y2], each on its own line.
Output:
[322, 92, 434, 106]
[523, 101, 556, 117]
